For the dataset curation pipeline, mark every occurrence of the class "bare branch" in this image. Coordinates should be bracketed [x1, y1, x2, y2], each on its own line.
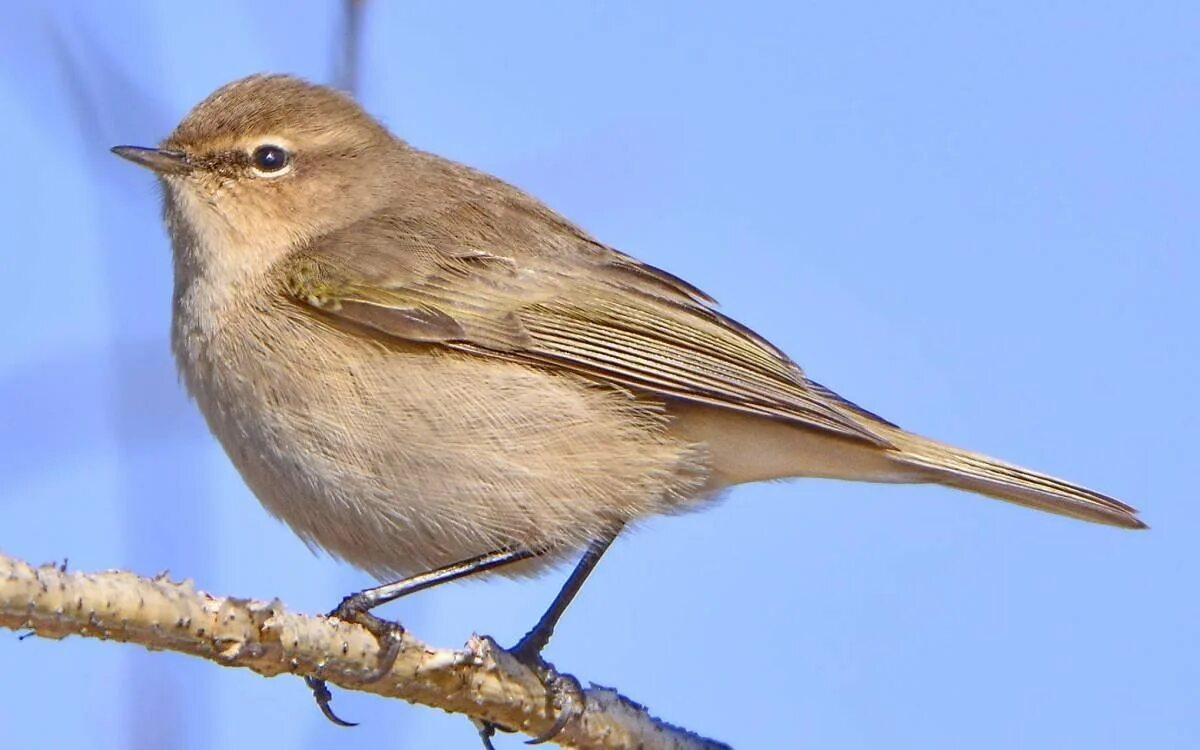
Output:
[0, 552, 728, 749]
[335, 0, 366, 95]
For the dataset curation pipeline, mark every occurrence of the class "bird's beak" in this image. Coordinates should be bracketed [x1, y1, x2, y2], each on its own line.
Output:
[110, 145, 194, 175]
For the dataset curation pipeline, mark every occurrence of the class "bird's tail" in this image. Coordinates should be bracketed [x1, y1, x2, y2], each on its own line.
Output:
[881, 427, 1145, 529]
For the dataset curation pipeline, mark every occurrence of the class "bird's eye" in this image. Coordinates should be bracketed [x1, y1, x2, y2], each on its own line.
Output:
[250, 144, 291, 174]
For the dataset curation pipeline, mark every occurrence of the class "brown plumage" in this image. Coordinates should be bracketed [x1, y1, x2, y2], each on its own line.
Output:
[115, 74, 1142, 582]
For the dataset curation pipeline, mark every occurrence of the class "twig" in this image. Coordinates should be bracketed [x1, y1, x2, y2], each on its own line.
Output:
[335, 0, 366, 94]
[0, 552, 728, 750]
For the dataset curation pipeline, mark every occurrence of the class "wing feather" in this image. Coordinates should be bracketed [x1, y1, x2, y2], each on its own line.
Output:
[284, 209, 891, 447]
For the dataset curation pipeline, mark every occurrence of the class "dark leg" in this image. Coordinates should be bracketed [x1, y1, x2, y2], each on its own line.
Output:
[308, 545, 543, 726]
[512, 526, 622, 662]
[335, 546, 541, 618]
[487, 525, 624, 746]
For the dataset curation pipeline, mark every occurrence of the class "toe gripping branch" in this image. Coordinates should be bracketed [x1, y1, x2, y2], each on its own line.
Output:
[305, 595, 406, 726]
[304, 528, 621, 745]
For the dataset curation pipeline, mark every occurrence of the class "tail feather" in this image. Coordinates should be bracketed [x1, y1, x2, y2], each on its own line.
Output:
[884, 429, 1145, 529]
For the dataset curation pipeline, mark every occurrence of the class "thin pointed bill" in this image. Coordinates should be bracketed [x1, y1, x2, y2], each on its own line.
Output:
[110, 145, 194, 175]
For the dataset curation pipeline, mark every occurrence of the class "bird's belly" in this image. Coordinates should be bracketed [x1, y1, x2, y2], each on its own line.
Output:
[180, 308, 709, 579]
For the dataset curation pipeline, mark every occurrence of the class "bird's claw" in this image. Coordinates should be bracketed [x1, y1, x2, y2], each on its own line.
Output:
[306, 601, 406, 727]
[473, 718, 500, 750]
[525, 666, 584, 745]
[305, 674, 357, 727]
[476, 645, 584, 747]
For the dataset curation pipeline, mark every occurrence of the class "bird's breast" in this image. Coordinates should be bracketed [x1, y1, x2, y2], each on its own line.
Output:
[169, 289, 711, 579]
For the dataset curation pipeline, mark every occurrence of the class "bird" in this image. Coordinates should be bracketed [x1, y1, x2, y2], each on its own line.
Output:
[112, 73, 1143, 735]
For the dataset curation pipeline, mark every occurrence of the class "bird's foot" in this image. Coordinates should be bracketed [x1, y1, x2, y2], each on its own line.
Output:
[306, 595, 406, 727]
[476, 636, 584, 747]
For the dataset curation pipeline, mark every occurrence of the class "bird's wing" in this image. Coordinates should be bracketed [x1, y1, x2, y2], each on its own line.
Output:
[283, 213, 892, 448]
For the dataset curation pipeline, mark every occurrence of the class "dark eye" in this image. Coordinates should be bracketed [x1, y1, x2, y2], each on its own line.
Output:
[251, 144, 290, 173]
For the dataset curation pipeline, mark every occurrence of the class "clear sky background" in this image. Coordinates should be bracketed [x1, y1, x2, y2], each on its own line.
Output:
[2, 2, 1196, 748]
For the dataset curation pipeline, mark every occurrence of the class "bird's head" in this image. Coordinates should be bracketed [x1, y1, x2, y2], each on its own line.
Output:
[113, 74, 400, 283]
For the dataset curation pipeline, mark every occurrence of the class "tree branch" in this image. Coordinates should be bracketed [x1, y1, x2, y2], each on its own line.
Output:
[0, 552, 728, 749]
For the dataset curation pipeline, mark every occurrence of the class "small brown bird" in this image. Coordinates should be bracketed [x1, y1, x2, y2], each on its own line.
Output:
[112, 73, 1143, 728]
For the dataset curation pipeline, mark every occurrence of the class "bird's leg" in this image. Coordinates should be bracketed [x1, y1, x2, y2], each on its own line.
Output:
[483, 525, 624, 746]
[307, 546, 542, 726]
[511, 527, 621, 664]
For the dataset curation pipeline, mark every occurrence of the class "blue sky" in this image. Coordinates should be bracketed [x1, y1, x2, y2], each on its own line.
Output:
[2, 2, 1196, 748]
